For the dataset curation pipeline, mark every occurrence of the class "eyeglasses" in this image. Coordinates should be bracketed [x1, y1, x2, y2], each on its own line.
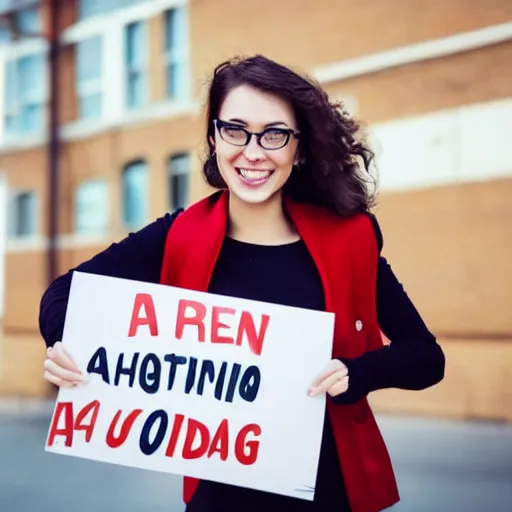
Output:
[213, 119, 300, 150]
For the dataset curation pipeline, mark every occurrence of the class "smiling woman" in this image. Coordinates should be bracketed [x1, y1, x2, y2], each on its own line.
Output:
[211, 83, 299, 208]
[39, 54, 445, 512]
[203, 56, 376, 220]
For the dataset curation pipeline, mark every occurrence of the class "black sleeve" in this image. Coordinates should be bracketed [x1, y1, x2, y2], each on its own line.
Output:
[331, 217, 445, 405]
[38, 210, 182, 348]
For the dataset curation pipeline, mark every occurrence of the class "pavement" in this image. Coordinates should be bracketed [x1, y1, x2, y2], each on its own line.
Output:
[1, 401, 511, 512]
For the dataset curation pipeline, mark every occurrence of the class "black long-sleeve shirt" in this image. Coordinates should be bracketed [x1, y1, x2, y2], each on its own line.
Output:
[38, 210, 445, 511]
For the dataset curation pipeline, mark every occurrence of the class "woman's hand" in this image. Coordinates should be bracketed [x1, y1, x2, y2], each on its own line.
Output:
[43, 341, 88, 388]
[308, 359, 349, 398]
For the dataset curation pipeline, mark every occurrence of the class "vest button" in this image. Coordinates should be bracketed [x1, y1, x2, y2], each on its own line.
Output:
[355, 320, 363, 332]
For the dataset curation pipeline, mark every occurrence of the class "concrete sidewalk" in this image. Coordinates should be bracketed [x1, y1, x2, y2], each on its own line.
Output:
[0, 398, 54, 415]
[1, 405, 511, 511]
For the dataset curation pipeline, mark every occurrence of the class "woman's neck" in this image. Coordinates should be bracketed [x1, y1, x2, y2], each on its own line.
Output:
[227, 192, 299, 245]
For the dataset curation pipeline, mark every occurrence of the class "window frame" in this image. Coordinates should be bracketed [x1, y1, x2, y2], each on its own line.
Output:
[3, 51, 46, 137]
[124, 19, 148, 109]
[8, 188, 38, 239]
[163, 5, 190, 101]
[122, 159, 149, 229]
[168, 152, 190, 211]
[74, 178, 110, 235]
[75, 36, 104, 120]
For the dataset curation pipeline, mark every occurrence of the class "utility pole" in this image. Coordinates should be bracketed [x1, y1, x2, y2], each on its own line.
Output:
[47, 0, 60, 286]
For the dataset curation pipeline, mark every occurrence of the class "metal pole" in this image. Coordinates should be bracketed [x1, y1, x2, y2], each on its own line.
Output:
[47, 0, 60, 285]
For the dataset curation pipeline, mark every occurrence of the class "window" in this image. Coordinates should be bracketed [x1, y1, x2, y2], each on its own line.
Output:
[0, 5, 41, 41]
[78, 0, 146, 20]
[75, 179, 109, 234]
[168, 153, 189, 210]
[125, 20, 147, 108]
[76, 36, 103, 120]
[163, 6, 189, 100]
[4, 54, 45, 135]
[15, 5, 42, 36]
[122, 160, 148, 228]
[0, 27, 10, 45]
[10, 191, 36, 237]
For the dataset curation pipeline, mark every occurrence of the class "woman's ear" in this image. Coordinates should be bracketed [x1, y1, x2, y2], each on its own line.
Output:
[209, 135, 215, 148]
[294, 153, 305, 166]
[294, 144, 305, 166]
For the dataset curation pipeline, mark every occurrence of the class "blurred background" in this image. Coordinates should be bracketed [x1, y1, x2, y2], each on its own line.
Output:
[0, 0, 510, 511]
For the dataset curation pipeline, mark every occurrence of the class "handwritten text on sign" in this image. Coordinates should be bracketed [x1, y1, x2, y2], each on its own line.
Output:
[45, 272, 334, 500]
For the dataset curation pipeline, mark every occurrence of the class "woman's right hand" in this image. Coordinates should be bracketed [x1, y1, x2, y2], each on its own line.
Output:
[43, 341, 89, 388]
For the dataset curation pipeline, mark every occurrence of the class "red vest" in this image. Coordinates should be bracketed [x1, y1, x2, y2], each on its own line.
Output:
[160, 191, 400, 512]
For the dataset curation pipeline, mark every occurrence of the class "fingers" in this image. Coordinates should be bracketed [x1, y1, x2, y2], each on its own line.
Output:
[326, 376, 349, 397]
[309, 359, 349, 397]
[47, 342, 81, 374]
[309, 359, 347, 388]
[43, 358, 88, 383]
[43, 370, 78, 388]
[43, 341, 88, 388]
[309, 372, 348, 397]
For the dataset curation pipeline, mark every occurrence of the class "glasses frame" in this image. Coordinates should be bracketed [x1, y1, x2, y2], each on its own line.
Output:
[213, 119, 300, 150]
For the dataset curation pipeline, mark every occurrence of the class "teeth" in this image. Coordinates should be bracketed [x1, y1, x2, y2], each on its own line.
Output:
[239, 168, 271, 180]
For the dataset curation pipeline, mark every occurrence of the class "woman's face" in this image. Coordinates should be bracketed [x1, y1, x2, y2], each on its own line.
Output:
[211, 84, 300, 205]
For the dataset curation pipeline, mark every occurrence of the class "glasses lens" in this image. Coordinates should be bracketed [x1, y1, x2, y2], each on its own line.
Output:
[220, 125, 247, 146]
[261, 129, 287, 149]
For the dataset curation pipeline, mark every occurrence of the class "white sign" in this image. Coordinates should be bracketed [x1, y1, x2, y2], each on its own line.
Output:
[45, 272, 335, 500]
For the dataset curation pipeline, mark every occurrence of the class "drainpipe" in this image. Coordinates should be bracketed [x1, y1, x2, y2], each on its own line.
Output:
[47, 0, 60, 285]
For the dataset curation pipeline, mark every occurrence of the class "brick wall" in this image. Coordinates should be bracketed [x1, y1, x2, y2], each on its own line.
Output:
[189, 0, 512, 90]
[324, 41, 512, 123]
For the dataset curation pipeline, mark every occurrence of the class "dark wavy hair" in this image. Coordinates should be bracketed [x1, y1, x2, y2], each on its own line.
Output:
[203, 55, 377, 217]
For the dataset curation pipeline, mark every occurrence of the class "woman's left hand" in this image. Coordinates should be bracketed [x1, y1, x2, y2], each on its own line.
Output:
[308, 359, 349, 398]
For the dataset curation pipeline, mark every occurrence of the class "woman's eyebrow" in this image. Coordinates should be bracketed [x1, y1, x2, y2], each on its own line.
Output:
[226, 118, 246, 125]
[226, 118, 290, 128]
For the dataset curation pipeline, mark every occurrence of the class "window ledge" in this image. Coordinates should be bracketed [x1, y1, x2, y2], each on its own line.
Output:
[62, 99, 201, 142]
[5, 234, 112, 253]
[57, 233, 110, 249]
[6, 235, 48, 253]
[0, 132, 47, 153]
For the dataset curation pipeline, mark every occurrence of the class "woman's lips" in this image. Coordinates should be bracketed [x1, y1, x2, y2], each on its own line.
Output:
[236, 168, 274, 186]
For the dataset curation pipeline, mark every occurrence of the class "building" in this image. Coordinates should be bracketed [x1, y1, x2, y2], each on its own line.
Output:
[0, 0, 511, 421]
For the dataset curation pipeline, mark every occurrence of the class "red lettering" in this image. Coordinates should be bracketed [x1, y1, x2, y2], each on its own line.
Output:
[128, 293, 159, 337]
[74, 400, 100, 443]
[155, 414, 261, 466]
[47, 402, 74, 447]
[207, 419, 229, 461]
[165, 413, 185, 457]
[175, 300, 206, 342]
[211, 307, 235, 345]
[236, 312, 270, 356]
[106, 409, 143, 448]
[235, 423, 261, 465]
[182, 418, 210, 459]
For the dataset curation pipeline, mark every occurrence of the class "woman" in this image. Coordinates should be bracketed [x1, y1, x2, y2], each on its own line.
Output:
[40, 55, 445, 512]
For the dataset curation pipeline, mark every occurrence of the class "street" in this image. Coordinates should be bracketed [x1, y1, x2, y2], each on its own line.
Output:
[1, 404, 511, 512]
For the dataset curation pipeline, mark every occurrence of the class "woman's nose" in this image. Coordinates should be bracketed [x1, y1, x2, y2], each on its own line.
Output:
[243, 134, 265, 161]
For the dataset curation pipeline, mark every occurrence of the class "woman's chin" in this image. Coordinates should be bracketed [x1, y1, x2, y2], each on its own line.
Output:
[228, 182, 281, 206]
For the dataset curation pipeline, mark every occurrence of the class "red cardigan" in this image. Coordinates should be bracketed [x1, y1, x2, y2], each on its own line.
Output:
[160, 191, 400, 512]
